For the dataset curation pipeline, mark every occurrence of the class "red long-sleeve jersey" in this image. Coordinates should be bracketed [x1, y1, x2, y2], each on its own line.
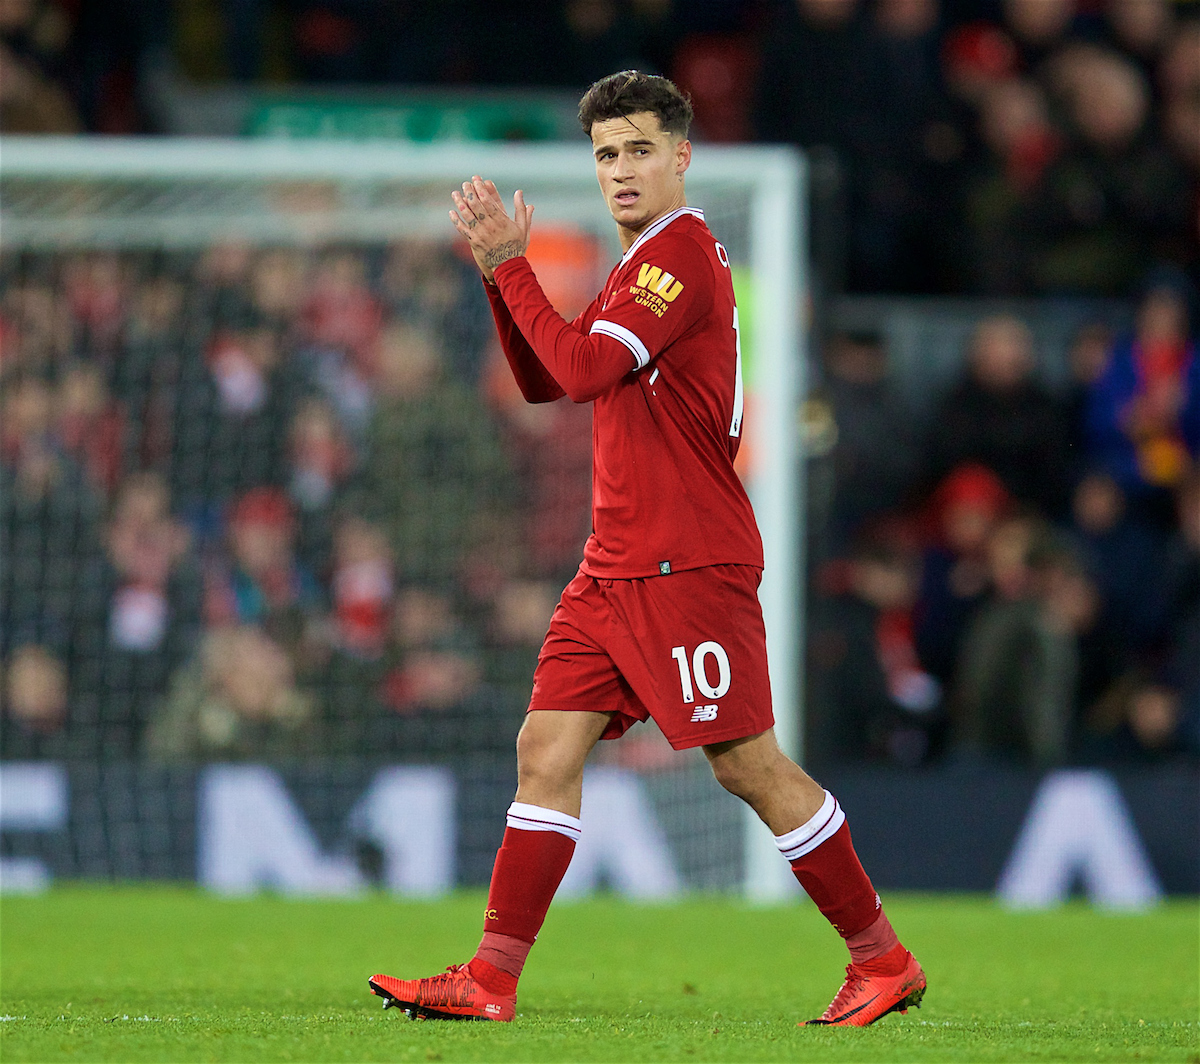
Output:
[485, 207, 764, 579]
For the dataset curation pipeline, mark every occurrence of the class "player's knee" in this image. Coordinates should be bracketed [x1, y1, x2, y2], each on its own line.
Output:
[708, 755, 758, 801]
[514, 720, 550, 773]
[708, 743, 804, 805]
[515, 719, 578, 789]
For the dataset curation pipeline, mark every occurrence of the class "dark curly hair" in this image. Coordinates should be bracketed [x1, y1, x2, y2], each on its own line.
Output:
[577, 70, 693, 138]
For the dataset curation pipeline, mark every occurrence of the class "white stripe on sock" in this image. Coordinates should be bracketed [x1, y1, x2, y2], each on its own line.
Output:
[506, 801, 582, 842]
[773, 791, 846, 862]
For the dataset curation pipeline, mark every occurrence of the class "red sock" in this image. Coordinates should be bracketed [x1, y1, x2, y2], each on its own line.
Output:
[775, 791, 885, 941]
[467, 955, 519, 996]
[846, 910, 903, 969]
[468, 802, 580, 994]
[472, 932, 532, 984]
[854, 939, 909, 976]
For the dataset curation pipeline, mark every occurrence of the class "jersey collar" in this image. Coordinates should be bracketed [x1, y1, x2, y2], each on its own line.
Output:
[619, 207, 705, 268]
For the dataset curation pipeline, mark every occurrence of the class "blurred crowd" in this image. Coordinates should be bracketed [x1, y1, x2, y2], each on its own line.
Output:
[2, 235, 1196, 772]
[807, 275, 1200, 768]
[754, 0, 1199, 293]
[1, 0, 1198, 773]
[2, 0, 1197, 297]
[0, 240, 595, 762]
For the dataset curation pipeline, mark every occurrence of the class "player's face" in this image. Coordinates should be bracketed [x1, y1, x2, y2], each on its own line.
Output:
[590, 112, 691, 247]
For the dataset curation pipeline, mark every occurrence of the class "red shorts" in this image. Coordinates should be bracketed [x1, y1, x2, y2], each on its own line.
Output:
[529, 564, 775, 750]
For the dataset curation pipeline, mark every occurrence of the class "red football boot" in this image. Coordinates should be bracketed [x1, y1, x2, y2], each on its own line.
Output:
[368, 964, 516, 1022]
[802, 951, 926, 1027]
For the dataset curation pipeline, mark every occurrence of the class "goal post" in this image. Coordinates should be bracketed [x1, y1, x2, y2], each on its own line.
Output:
[0, 135, 807, 900]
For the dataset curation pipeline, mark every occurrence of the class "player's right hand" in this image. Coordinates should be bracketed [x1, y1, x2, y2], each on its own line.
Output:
[449, 176, 534, 283]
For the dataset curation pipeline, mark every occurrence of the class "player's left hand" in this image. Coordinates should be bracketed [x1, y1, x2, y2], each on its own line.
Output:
[449, 176, 534, 283]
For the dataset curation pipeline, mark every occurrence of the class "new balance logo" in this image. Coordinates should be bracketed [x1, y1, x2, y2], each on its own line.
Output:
[690, 704, 718, 723]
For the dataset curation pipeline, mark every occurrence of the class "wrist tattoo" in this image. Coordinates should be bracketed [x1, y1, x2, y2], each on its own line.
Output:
[484, 242, 523, 270]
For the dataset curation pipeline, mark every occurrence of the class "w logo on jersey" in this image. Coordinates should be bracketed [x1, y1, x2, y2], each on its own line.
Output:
[636, 264, 684, 302]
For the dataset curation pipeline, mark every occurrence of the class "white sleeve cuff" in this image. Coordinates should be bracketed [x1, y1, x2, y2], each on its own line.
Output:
[589, 319, 651, 371]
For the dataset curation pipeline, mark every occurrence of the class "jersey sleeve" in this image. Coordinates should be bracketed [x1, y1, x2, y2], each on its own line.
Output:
[586, 232, 714, 374]
[492, 257, 645, 403]
[483, 277, 566, 403]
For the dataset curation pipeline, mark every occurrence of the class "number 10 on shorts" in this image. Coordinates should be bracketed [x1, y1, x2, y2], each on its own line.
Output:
[671, 641, 732, 704]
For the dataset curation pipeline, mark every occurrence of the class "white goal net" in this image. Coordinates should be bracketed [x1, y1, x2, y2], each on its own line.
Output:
[0, 135, 805, 899]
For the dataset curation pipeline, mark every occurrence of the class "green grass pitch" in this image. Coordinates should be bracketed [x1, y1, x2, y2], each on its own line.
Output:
[1, 886, 1196, 1062]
